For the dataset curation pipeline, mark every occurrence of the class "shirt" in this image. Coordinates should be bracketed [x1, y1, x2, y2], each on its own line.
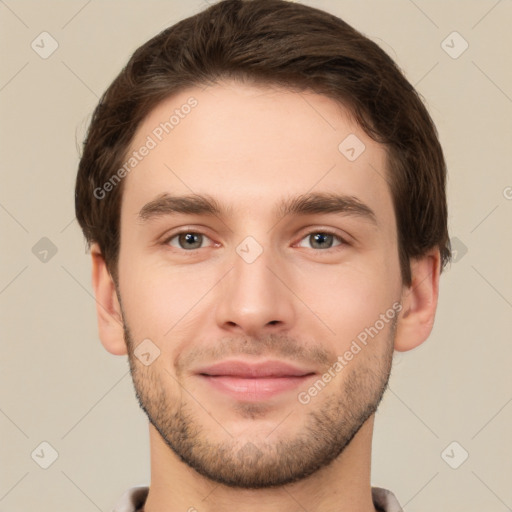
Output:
[112, 485, 404, 511]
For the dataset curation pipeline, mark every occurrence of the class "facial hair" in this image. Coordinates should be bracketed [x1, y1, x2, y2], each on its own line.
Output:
[122, 310, 396, 489]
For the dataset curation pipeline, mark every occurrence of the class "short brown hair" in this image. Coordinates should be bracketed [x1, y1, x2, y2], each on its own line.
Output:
[75, 0, 451, 285]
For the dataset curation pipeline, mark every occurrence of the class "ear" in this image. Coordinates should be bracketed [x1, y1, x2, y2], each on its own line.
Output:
[394, 248, 441, 352]
[90, 243, 127, 356]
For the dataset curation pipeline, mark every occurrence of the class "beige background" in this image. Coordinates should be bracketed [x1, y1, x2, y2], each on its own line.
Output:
[1, 0, 511, 510]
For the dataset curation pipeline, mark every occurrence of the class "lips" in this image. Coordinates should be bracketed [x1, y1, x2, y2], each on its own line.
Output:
[195, 360, 316, 401]
[196, 360, 314, 378]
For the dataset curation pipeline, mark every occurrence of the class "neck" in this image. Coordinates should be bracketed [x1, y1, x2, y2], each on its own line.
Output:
[143, 415, 378, 512]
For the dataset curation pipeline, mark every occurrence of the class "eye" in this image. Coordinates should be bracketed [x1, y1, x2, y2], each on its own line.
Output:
[163, 229, 347, 252]
[296, 231, 346, 250]
[165, 231, 213, 250]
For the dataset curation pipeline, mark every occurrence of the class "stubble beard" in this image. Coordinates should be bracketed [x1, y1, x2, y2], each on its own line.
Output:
[123, 317, 395, 489]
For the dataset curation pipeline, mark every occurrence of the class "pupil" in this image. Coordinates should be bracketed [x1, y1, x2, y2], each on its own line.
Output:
[313, 233, 331, 248]
[182, 233, 200, 248]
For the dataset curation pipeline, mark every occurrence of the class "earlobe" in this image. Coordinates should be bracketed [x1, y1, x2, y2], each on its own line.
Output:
[90, 243, 127, 356]
[394, 248, 441, 352]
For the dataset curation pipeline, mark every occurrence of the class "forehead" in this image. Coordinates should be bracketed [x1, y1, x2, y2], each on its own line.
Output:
[121, 80, 394, 233]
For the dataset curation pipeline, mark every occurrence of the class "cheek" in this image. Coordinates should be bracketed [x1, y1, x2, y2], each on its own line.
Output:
[297, 254, 401, 350]
[118, 255, 211, 341]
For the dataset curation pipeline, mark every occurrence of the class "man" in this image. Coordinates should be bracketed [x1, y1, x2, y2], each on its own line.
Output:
[75, 0, 451, 510]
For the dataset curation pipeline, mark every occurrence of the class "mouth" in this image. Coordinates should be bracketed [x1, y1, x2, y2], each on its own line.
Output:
[195, 360, 317, 401]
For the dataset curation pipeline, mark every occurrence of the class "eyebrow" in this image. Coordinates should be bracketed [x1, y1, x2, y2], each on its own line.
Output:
[138, 192, 377, 226]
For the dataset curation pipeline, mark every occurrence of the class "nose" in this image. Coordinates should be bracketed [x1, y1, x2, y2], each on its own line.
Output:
[214, 241, 297, 337]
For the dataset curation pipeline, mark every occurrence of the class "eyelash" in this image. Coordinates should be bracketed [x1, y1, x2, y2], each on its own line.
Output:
[162, 228, 349, 252]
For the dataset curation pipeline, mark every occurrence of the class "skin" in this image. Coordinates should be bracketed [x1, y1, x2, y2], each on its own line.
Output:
[91, 80, 440, 512]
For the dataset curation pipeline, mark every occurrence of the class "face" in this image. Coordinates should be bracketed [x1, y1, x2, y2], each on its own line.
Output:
[116, 80, 403, 488]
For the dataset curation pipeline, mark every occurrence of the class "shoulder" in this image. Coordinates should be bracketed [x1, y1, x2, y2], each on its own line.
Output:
[112, 486, 149, 512]
[371, 486, 404, 512]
